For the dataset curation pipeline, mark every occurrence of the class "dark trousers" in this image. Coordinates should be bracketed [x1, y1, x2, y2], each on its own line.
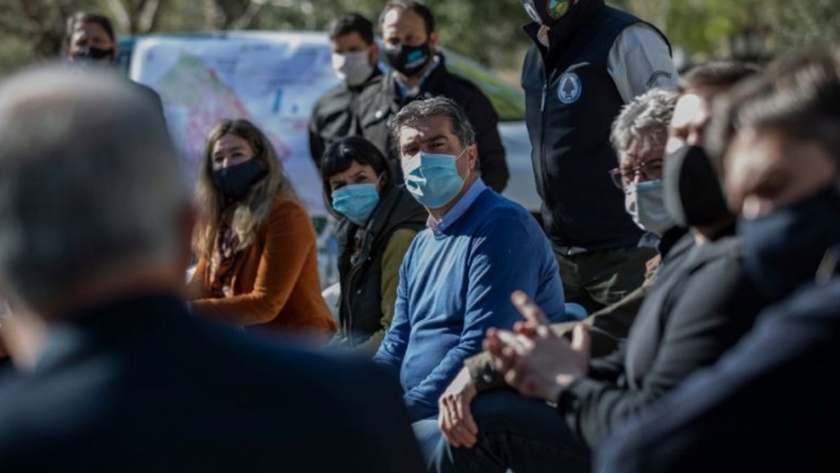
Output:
[431, 390, 590, 473]
[556, 246, 655, 315]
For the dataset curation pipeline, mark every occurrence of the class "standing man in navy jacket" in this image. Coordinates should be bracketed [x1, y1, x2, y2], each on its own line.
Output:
[519, 0, 678, 313]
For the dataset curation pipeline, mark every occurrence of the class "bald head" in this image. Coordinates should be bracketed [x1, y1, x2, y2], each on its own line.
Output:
[0, 65, 188, 313]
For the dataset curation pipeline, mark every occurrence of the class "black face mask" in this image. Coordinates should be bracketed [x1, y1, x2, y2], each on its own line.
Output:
[211, 159, 266, 201]
[72, 46, 115, 62]
[664, 145, 732, 228]
[738, 184, 840, 301]
[384, 42, 432, 77]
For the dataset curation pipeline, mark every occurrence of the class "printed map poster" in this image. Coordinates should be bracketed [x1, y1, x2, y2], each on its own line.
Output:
[129, 32, 341, 217]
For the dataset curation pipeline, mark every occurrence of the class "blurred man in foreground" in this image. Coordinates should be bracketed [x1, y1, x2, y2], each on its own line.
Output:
[0, 65, 424, 473]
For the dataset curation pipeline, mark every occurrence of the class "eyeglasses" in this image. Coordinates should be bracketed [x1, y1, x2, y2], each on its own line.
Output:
[609, 159, 663, 189]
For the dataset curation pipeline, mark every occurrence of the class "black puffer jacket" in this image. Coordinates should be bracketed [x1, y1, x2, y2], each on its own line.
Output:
[335, 184, 426, 348]
[308, 69, 383, 168]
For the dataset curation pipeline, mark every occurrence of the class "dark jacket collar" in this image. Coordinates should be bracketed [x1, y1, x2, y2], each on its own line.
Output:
[347, 67, 383, 93]
[523, 0, 607, 66]
[658, 226, 689, 259]
[35, 292, 189, 373]
[385, 53, 450, 102]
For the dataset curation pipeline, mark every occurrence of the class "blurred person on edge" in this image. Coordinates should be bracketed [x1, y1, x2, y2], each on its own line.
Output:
[431, 62, 760, 455]
[597, 47, 840, 473]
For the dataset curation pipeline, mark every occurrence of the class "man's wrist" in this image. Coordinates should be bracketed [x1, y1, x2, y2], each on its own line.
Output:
[465, 351, 506, 394]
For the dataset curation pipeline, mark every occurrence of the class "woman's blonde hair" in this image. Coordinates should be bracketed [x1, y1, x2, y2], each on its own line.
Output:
[192, 119, 294, 259]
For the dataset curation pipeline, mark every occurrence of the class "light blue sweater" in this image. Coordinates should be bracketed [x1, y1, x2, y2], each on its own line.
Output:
[374, 183, 568, 421]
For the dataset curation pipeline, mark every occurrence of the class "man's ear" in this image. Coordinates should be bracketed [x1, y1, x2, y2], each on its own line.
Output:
[369, 42, 379, 65]
[429, 31, 439, 51]
[468, 144, 479, 170]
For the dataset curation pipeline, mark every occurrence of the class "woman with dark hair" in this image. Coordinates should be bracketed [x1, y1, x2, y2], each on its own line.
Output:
[321, 136, 426, 351]
[188, 119, 336, 341]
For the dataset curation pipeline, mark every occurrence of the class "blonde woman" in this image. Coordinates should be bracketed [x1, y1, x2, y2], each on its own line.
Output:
[187, 119, 336, 341]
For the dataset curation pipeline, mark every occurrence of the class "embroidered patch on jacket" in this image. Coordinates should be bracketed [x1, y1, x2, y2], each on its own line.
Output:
[557, 71, 583, 104]
[646, 70, 673, 88]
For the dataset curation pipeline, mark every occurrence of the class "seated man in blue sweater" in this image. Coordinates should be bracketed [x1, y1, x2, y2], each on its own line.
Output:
[372, 96, 572, 461]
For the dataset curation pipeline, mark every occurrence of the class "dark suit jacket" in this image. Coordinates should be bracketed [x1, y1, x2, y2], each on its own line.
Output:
[557, 229, 769, 449]
[0, 292, 424, 472]
[597, 276, 840, 472]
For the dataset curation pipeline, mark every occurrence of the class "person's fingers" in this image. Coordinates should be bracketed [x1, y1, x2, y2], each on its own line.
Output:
[513, 321, 540, 338]
[454, 396, 479, 437]
[459, 424, 478, 447]
[499, 345, 517, 368]
[485, 333, 504, 356]
[511, 291, 551, 326]
[440, 398, 462, 447]
[504, 369, 519, 388]
[572, 323, 591, 356]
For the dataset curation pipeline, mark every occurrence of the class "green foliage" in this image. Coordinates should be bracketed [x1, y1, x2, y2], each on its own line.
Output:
[2, 0, 840, 79]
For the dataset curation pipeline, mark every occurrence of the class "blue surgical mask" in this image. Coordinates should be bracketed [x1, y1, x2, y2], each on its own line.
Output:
[624, 179, 675, 236]
[402, 149, 469, 209]
[332, 183, 380, 225]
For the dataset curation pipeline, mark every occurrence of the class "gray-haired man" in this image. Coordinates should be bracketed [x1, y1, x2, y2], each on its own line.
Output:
[0, 65, 424, 472]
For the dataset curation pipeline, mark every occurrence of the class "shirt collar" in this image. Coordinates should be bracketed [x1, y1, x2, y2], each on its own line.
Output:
[396, 56, 441, 99]
[428, 178, 487, 234]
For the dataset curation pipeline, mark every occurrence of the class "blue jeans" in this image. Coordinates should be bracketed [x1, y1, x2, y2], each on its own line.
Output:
[431, 390, 591, 473]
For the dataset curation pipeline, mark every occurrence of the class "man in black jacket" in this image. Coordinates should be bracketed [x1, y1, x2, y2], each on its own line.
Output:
[431, 70, 785, 472]
[308, 13, 382, 167]
[597, 48, 840, 473]
[0, 65, 425, 473]
[355, 1, 509, 193]
[433, 184, 767, 472]
[434, 62, 759, 450]
[518, 0, 678, 313]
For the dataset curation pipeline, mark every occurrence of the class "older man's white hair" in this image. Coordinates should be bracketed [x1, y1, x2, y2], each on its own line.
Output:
[0, 64, 188, 313]
[610, 88, 678, 158]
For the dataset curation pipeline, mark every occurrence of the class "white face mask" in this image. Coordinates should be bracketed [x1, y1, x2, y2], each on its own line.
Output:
[331, 50, 374, 87]
[624, 179, 676, 236]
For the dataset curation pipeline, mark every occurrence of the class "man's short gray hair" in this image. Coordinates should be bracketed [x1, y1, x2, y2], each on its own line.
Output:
[0, 64, 187, 310]
[610, 88, 678, 159]
[390, 96, 476, 158]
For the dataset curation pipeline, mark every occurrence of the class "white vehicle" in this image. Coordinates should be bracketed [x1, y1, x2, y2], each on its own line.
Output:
[120, 31, 539, 289]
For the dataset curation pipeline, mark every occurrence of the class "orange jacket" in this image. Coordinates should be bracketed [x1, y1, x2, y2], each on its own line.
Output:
[188, 195, 336, 340]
